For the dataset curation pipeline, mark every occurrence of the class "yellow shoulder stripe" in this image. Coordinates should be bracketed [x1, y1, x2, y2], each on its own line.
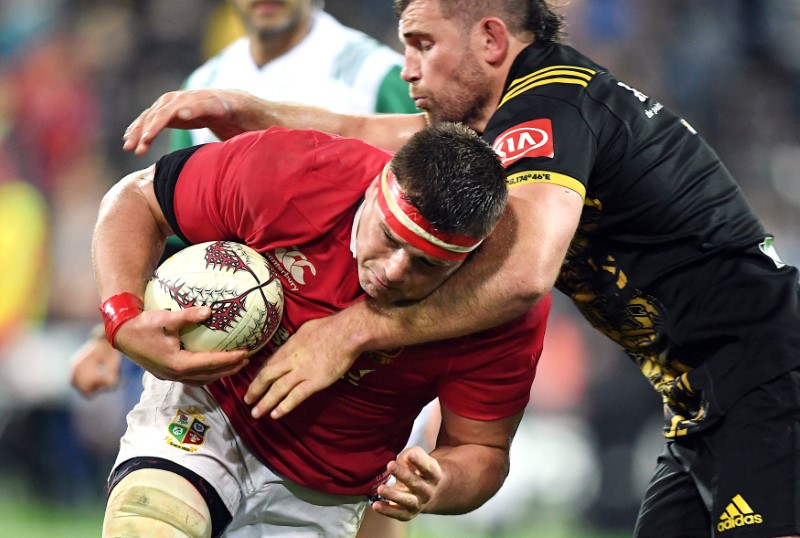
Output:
[500, 65, 596, 109]
[508, 65, 596, 92]
[506, 170, 586, 199]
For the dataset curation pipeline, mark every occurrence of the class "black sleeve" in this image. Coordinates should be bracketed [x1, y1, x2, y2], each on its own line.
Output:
[153, 144, 205, 246]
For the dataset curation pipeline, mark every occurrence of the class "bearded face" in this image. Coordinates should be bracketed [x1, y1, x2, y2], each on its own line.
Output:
[399, 0, 496, 131]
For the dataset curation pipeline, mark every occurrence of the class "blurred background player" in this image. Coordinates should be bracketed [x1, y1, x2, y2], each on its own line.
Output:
[70, 1, 416, 535]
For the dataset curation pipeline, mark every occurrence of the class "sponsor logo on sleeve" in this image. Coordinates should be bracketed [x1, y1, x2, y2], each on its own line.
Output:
[492, 119, 554, 167]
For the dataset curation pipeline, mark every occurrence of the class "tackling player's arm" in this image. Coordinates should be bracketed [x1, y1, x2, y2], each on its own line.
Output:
[92, 165, 249, 384]
[371, 405, 524, 520]
[247, 182, 583, 418]
[122, 89, 427, 155]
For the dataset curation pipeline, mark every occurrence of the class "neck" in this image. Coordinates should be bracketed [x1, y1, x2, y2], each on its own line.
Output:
[470, 42, 529, 133]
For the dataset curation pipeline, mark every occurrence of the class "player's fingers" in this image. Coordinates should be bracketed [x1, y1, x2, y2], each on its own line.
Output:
[377, 468, 430, 517]
[99, 362, 121, 388]
[122, 110, 149, 152]
[249, 373, 301, 419]
[77, 363, 118, 395]
[370, 496, 418, 521]
[388, 456, 436, 507]
[73, 378, 98, 397]
[123, 98, 176, 155]
[183, 305, 213, 322]
[160, 306, 211, 333]
[191, 349, 249, 373]
[244, 360, 291, 406]
[133, 109, 181, 156]
[389, 457, 420, 488]
[269, 380, 319, 419]
[124, 105, 165, 155]
[163, 349, 249, 383]
[128, 91, 231, 155]
[404, 448, 440, 480]
[199, 355, 249, 380]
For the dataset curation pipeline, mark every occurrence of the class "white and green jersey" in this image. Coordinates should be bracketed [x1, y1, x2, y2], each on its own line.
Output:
[171, 9, 416, 150]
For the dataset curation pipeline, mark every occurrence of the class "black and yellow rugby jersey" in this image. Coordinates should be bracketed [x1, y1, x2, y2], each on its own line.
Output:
[483, 42, 800, 437]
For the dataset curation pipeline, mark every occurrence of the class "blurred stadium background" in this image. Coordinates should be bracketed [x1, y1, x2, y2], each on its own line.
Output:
[0, 1, 798, 536]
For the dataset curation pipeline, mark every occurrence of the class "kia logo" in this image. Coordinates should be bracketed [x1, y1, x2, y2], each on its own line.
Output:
[493, 119, 554, 166]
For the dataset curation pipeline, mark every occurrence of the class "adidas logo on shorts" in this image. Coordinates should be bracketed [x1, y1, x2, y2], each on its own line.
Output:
[717, 494, 763, 533]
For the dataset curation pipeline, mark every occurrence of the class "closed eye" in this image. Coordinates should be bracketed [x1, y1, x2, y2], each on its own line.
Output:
[404, 35, 433, 52]
[382, 226, 401, 247]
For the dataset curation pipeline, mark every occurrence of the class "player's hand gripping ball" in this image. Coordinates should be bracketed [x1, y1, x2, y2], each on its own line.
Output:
[144, 241, 284, 355]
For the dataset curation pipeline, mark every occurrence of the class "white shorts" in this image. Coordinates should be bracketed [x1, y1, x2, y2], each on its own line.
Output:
[111, 373, 368, 537]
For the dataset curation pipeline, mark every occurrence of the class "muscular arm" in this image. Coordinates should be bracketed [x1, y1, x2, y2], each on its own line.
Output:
[93, 166, 249, 383]
[93, 166, 170, 300]
[373, 405, 525, 519]
[123, 89, 427, 155]
[247, 183, 583, 417]
[356, 183, 582, 345]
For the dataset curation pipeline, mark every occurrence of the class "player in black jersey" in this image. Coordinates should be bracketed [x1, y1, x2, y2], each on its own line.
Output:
[122, 1, 800, 535]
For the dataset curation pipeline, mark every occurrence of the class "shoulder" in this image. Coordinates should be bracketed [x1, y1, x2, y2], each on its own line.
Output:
[498, 44, 606, 112]
[486, 45, 618, 149]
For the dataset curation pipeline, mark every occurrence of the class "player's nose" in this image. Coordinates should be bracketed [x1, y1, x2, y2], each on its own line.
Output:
[401, 49, 420, 83]
[383, 250, 412, 283]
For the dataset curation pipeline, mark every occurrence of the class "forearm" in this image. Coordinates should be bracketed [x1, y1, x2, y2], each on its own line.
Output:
[345, 185, 581, 352]
[348, 201, 547, 352]
[251, 98, 427, 152]
[423, 444, 509, 514]
[92, 167, 170, 300]
[126, 89, 427, 156]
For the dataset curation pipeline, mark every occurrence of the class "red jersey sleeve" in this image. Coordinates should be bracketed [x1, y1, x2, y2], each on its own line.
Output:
[437, 293, 552, 420]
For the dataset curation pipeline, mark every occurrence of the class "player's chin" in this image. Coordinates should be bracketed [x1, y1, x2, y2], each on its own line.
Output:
[366, 288, 396, 303]
[387, 290, 429, 305]
[364, 286, 411, 305]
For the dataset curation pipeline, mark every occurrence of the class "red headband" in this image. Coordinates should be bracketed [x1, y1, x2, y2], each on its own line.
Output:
[376, 164, 483, 261]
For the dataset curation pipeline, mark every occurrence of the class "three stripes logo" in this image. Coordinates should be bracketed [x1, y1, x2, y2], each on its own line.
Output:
[717, 494, 763, 533]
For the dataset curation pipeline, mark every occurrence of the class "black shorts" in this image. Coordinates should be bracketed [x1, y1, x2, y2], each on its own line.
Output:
[634, 367, 800, 537]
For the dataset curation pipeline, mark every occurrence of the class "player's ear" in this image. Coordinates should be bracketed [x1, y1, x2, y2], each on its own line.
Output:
[479, 17, 510, 65]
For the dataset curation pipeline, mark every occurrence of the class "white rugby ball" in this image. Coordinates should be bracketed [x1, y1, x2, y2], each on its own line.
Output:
[144, 241, 283, 355]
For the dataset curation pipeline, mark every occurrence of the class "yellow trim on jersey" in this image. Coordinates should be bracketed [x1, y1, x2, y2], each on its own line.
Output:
[508, 65, 595, 92]
[500, 65, 596, 109]
[506, 170, 586, 199]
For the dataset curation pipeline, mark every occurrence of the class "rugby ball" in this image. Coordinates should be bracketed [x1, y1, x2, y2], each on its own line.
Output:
[144, 241, 283, 355]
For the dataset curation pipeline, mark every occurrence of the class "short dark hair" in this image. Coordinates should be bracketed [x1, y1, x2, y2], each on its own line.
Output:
[393, 0, 565, 44]
[390, 122, 507, 240]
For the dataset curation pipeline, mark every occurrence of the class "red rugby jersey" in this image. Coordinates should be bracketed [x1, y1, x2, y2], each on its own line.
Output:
[154, 127, 550, 495]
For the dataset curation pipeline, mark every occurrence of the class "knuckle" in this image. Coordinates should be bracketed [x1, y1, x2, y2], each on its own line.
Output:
[271, 377, 290, 393]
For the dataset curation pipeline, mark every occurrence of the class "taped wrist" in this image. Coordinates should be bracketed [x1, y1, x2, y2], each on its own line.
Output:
[99, 292, 144, 348]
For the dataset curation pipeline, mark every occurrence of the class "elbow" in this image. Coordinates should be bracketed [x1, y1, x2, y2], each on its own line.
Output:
[506, 267, 552, 313]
